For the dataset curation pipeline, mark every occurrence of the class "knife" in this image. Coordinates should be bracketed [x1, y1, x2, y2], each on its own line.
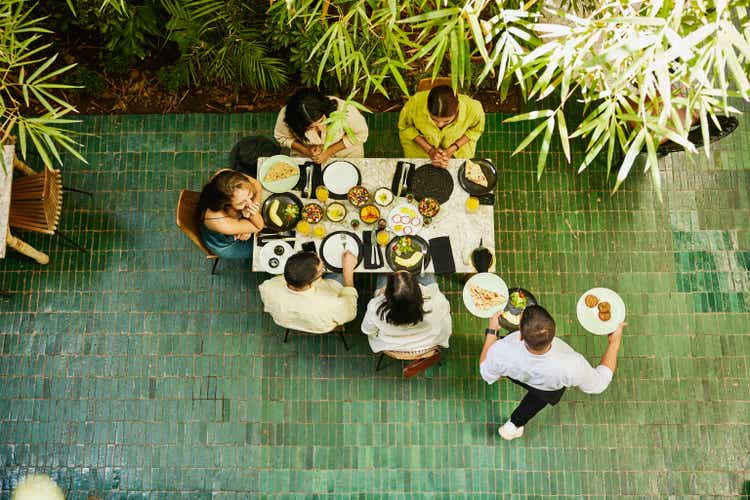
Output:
[304, 164, 313, 198]
[396, 164, 407, 197]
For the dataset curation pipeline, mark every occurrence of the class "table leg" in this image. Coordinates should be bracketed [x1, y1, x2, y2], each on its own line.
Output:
[6, 229, 49, 264]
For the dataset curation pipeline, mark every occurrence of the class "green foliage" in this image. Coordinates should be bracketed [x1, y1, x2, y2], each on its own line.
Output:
[0, 0, 84, 169]
[62, 66, 106, 97]
[161, 0, 288, 90]
[155, 63, 190, 93]
[282, 0, 750, 194]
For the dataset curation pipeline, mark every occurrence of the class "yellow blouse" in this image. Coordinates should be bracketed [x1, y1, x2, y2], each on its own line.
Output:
[398, 91, 485, 158]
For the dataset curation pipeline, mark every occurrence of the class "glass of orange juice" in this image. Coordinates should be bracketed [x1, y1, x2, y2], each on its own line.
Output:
[465, 196, 480, 214]
[296, 220, 311, 236]
[315, 185, 329, 203]
[313, 224, 326, 239]
[376, 230, 390, 246]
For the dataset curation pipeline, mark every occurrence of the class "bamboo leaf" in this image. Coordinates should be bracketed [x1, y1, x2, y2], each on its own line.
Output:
[614, 130, 646, 192]
[399, 8, 461, 24]
[556, 109, 570, 163]
[511, 120, 548, 156]
[504, 109, 554, 123]
[536, 117, 555, 180]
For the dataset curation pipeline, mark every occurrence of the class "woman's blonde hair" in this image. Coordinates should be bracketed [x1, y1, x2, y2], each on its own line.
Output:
[198, 170, 254, 217]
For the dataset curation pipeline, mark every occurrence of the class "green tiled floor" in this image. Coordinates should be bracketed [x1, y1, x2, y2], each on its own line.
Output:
[1, 109, 749, 498]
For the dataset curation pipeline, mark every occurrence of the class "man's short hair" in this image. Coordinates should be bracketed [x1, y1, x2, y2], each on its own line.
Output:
[520, 305, 556, 350]
[284, 251, 321, 289]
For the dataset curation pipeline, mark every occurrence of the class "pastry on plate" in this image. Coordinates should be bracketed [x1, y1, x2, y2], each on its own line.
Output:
[465, 160, 488, 187]
[598, 310, 611, 322]
[597, 301, 611, 313]
[585, 294, 599, 308]
[469, 284, 505, 310]
[264, 162, 297, 182]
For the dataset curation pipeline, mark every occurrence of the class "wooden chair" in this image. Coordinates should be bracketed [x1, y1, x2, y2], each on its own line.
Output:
[283, 323, 350, 350]
[8, 167, 87, 253]
[416, 77, 452, 92]
[375, 347, 442, 378]
[176, 189, 220, 274]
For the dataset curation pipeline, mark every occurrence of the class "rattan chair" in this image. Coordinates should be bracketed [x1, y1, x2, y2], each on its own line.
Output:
[8, 167, 87, 253]
[283, 323, 350, 350]
[416, 77, 452, 92]
[375, 346, 442, 377]
[176, 189, 220, 274]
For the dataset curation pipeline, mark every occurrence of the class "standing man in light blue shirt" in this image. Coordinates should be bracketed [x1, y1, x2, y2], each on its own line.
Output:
[479, 305, 625, 440]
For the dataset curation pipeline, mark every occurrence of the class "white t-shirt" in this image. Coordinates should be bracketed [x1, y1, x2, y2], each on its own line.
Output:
[360, 283, 452, 353]
[480, 331, 613, 393]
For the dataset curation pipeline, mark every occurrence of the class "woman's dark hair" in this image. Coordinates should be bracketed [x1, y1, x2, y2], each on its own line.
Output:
[427, 85, 459, 118]
[284, 251, 322, 289]
[377, 272, 427, 326]
[284, 88, 338, 142]
[520, 305, 556, 350]
[197, 170, 253, 220]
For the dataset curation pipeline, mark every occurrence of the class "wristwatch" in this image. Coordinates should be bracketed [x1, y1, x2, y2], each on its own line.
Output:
[484, 328, 498, 337]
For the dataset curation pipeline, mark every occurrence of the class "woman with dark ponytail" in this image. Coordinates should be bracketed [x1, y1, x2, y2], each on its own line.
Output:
[361, 271, 452, 353]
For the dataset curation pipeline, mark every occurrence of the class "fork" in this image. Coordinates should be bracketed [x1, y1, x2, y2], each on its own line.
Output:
[340, 233, 347, 252]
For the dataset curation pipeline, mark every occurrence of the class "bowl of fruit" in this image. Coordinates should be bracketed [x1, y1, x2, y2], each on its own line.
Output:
[347, 186, 370, 207]
[302, 203, 324, 223]
[325, 202, 347, 222]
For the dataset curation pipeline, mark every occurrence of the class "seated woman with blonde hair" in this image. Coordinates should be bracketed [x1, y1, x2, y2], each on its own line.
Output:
[198, 169, 265, 259]
[398, 85, 485, 167]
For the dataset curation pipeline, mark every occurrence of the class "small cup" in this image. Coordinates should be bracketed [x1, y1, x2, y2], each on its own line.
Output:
[350, 219, 360, 230]
[377, 218, 387, 230]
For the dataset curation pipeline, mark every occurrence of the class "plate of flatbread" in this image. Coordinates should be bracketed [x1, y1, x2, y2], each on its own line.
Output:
[258, 155, 301, 193]
[462, 272, 509, 318]
[457, 158, 497, 196]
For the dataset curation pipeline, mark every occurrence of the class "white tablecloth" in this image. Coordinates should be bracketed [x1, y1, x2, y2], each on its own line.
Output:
[0, 145, 14, 258]
[252, 157, 496, 273]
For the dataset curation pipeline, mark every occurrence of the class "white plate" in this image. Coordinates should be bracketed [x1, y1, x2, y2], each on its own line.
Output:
[259, 240, 294, 274]
[323, 161, 360, 196]
[387, 203, 423, 236]
[576, 287, 626, 335]
[258, 155, 300, 193]
[462, 273, 509, 318]
[320, 233, 360, 269]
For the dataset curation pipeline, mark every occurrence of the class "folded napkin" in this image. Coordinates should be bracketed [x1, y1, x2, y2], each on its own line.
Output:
[362, 230, 385, 270]
[257, 230, 296, 247]
[391, 161, 416, 197]
[294, 161, 322, 198]
[428, 236, 455, 274]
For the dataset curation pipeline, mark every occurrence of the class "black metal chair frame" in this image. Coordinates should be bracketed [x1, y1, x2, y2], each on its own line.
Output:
[283, 324, 350, 350]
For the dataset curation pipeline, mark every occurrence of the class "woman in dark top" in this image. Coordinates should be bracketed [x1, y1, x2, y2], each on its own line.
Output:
[198, 169, 265, 259]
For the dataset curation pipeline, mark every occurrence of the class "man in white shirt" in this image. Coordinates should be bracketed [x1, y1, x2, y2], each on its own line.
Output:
[259, 250, 357, 334]
[479, 305, 625, 440]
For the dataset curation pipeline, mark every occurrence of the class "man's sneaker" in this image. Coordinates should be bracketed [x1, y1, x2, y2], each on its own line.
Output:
[498, 420, 524, 440]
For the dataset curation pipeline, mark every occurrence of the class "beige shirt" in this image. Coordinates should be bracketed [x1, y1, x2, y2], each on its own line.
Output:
[259, 275, 358, 333]
[274, 96, 369, 157]
[360, 283, 452, 353]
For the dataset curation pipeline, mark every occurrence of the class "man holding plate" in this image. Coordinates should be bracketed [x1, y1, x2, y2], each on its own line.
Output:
[479, 305, 625, 440]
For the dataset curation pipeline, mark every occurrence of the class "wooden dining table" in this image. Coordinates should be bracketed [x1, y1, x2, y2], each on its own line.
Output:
[1, 144, 50, 264]
[251, 157, 496, 274]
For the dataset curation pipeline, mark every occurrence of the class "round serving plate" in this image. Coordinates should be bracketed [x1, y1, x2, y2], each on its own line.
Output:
[319, 230, 364, 272]
[258, 155, 301, 193]
[576, 287, 626, 335]
[322, 161, 361, 199]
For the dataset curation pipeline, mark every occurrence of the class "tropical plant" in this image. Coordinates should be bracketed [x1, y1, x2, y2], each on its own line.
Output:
[0, 0, 84, 170]
[279, 0, 750, 194]
[160, 0, 288, 90]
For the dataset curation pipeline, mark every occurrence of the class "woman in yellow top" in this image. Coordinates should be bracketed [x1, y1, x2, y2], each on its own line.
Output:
[398, 86, 485, 167]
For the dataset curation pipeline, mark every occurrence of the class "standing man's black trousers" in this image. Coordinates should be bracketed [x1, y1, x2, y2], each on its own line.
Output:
[508, 378, 566, 426]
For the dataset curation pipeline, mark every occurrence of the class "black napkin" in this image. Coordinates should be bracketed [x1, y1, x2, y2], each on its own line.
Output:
[294, 161, 322, 198]
[479, 193, 495, 205]
[391, 161, 416, 197]
[428, 236, 455, 274]
[362, 230, 384, 270]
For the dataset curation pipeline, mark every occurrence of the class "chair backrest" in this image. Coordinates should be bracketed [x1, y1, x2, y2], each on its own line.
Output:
[176, 189, 216, 259]
[382, 347, 442, 378]
[9, 168, 62, 234]
[416, 77, 452, 92]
